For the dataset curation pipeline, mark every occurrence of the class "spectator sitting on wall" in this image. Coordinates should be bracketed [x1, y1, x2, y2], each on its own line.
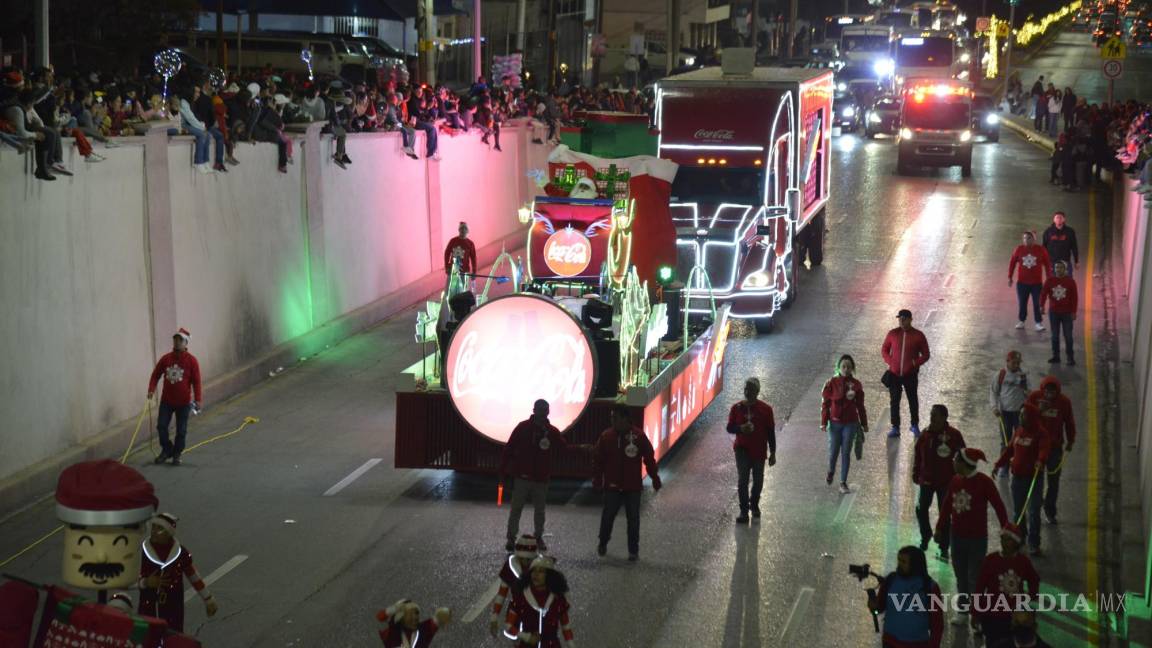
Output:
[175, 85, 216, 174]
[300, 83, 326, 123]
[407, 85, 440, 161]
[324, 82, 353, 169]
[192, 81, 227, 172]
[6, 86, 65, 180]
[350, 90, 378, 132]
[382, 91, 418, 160]
[252, 94, 293, 174]
[474, 94, 502, 152]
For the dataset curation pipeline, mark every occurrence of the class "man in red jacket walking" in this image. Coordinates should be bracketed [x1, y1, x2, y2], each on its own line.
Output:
[913, 404, 966, 560]
[881, 309, 931, 438]
[1040, 261, 1079, 365]
[593, 403, 661, 561]
[994, 403, 1051, 555]
[727, 377, 776, 523]
[146, 328, 202, 466]
[1026, 377, 1076, 525]
[500, 399, 570, 552]
[1009, 231, 1051, 331]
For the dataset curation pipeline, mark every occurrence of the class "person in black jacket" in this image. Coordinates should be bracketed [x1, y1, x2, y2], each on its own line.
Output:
[192, 80, 227, 171]
[1042, 212, 1079, 272]
[251, 94, 291, 172]
[324, 84, 352, 169]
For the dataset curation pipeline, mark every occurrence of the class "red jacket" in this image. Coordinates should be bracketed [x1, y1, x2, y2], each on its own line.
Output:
[500, 418, 567, 483]
[380, 618, 439, 648]
[444, 236, 477, 274]
[936, 472, 1009, 540]
[504, 587, 573, 648]
[592, 426, 659, 491]
[148, 351, 202, 407]
[995, 405, 1052, 477]
[1009, 244, 1050, 285]
[1026, 377, 1077, 446]
[727, 400, 776, 462]
[821, 375, 868, 428]
[881, 327, 931, 377]
[974, 551, 1040, 621]
[912, 425, 966, 487]
[1040, 276, 1078, 315]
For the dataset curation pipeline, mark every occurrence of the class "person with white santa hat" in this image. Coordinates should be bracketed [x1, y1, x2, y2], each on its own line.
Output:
[146, 328, 202, 465]
[973, 523, 1041, 645]
[137, 512, 218, 632]
[488, 534, 540, 636]
[503, 556, 576, 648]
[377, 599, 451, 647]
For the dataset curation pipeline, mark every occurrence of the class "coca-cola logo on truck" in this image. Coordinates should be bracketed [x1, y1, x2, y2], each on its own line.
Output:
[693, 128, 736, 141]
[446, 294, 597, 443]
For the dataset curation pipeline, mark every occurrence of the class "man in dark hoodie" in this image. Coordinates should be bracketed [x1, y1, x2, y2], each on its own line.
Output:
[1041, 212, 1079, 273]
[1026, 377, 1076, 525]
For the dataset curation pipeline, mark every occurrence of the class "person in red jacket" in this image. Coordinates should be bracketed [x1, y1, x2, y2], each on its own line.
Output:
[488, 534, 539, 637]
[881, 309, 931, 438]
[1026, 376, 1076, 525]
[869, 545, 944, 648]
[377, 599, 451, 648]
[727, 377, 777, 523]
[973, 524, 1040, 645]
[994, 402, 1051, 555]
[593, 404, 661, 561]
[934, 448, 1009, 627]
[137, 513, 218, 632]
[500, 399, 572, 552]
[146, 328, 202, 466]
[443, 221, 477, 277]
[821, 354, 868, 493]
[503, 556, 575, 648]
[1008, 231, 1051, 331]
[1039, 260, 1079, 365]
[913, 404, 966, 560]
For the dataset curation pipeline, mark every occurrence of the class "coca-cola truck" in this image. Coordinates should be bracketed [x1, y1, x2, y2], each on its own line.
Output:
[655, 58, 833, 332]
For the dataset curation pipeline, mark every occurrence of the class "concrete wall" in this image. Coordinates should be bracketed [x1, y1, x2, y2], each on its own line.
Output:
[0, 121, 552, 498]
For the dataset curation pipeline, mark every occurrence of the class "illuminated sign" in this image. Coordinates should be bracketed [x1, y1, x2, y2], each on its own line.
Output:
[446, 294, 597, 443]
[903, 37, 925, 45]
[543, 228, 593, 277]
[838, 17, 855, 24]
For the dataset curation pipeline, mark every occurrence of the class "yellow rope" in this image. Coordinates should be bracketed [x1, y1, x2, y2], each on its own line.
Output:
[1047, 449, 1069, 476]
[120, 399, 153, 464]
[0, 525, 65, 570]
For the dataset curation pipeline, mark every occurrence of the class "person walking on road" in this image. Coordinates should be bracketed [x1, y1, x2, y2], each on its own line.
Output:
[488, 535, 539, 637]
[593, 403, 661, 561]
[377, 600, 451, 648]
[913, 405, 966, 561]
[1040, 261, 1079, 366]
[500, 399, 570, 553]
[973, 524, 1041, 645]
[881, 309, 931, 438]
[443, 221, 477, 277]
[935, 448, 1009, 627]
[868, 545, 945, 648]
[137, 513, 218, 632]
[1041, 212, 1079, 272]
[1026, 377, 1076, 525]
[994, 403, 1051, 556]
[503, 556, 576, 648]
[146, 328, 202, 466]
[821, 354, 868, 493]
[727, 377, 777, 519]
[1009, 232, 1050, 331]
[990, 350, 1030, 451]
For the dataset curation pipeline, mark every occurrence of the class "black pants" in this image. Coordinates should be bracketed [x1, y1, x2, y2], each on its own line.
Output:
[916, 484, 949, 549]
[887, 372, 920, 428]
[1049, 311, 1074, 360]
[734, 447, 764, 514]
[598, 489, 641, 554]
[1034, 109, 1047, 131]
[997, 410, 1020, 448]
[157, 402, 192, 457]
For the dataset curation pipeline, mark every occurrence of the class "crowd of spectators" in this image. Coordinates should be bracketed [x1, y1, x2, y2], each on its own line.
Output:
[1, 62, 653, 181]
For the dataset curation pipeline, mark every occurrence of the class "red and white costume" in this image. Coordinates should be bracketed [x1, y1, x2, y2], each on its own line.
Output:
[137, 515, 211, 633]
[491, 536, 538, 627]
[376, 600, 448, 648]
[504, 586, 575, 648]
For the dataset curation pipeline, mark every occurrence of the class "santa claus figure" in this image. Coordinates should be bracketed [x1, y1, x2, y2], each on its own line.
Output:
[137, 512, 218, 632]
[503, 556, 576, 648]
[377, 599, 451, 647]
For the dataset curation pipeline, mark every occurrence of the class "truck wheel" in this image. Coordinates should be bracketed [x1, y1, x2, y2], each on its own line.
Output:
[809, 211, 825, 267]
[961, 163, 972, 178]
[754, 317, 775, 334]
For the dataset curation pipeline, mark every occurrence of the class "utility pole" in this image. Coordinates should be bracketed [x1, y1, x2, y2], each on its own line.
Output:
[34, 0, 49, 67]
[515, 0, 526, 50]
[592, 0, 605, 86]
[473, 0, 483, 83]
[788, 0, 798, 58]
[216, 0, 226, 69]
[750, 0, 759, 58]
[1003, 0, 1017, 95]
[546, 0, 557, 88]
[418, 0, 436, 85]
[667, 0, 681, 76]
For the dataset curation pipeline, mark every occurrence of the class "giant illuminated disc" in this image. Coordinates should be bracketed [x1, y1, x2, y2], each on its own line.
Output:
[446, 294, 597, 443]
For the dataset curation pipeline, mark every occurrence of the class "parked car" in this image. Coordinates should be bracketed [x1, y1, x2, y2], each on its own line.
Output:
[864, 94, 901, 138]
[971, 93, 1001, 142]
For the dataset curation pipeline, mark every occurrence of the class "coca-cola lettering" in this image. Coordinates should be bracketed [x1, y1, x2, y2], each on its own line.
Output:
[543, 229, 593, 277]
[693, 128, 736, 140]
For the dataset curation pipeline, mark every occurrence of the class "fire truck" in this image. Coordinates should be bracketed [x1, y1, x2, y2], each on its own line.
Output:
[654, 53, 834, 333]
[896, 79, 974, 177]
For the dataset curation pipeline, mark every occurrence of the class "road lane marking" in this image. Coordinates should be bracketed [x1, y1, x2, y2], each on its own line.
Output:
[944, 274, 955, 289]
[922, 309, 937, 326]
[779, 587, 815, 643]
[463, 581, 500, 623]
[185, 554, 248, 602]
[1085, 185, 1101, 641]
[834, 491, 858, 524]
[323, 458, 384, 496]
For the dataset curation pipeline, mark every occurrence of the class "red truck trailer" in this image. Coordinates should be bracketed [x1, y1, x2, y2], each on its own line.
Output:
[655, 60, 833, 332]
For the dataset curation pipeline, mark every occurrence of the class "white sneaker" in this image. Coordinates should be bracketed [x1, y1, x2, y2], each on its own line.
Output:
[1035, 322, 1046, 331]
[1015, 321, 1025, 329]
[430, 152, 442, 161]
[104, 140, 120, 148]
[85, 153, 105, 163]
[195, 163, 213, 174]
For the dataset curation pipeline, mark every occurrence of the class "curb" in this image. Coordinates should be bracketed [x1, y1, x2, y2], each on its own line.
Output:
[1001, 114, 1056, 152]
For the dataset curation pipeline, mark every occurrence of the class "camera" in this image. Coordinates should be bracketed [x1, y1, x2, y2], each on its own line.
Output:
[847, 563, 883, 633]
[848, 563, 872, 580]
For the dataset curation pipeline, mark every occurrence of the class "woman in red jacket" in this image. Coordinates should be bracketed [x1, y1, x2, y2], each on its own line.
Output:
[821, 354, 868, 493]
[994, 402, 1051, 555]
[503, 556, 575, 648]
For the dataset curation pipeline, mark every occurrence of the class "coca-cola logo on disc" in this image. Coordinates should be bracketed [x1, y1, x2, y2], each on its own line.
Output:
[446, 294, 597, 443]
[543, 228, 593, 277]
[693, 128, 736, 141]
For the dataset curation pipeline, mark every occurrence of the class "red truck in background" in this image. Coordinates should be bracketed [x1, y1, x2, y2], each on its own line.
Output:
[655, 59, 833, 333]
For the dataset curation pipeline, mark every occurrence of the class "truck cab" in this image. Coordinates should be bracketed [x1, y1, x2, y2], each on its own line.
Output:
[896, 80, 974, 177]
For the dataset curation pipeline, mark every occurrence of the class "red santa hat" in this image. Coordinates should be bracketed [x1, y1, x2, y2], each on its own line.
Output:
[1006, 349, 1021, 362]
[514, 534, 539, 559]
[55, 460, 158, 526]
[174, 328, 191, 344]
[958, 448, 987, 468]
[151, 512, 179, 535]
[1001, 523, 1024, 545]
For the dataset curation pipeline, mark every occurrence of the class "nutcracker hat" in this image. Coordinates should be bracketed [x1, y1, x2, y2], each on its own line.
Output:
[958, 448, 987, 467]
[151, 512, 179, 535]
[514, 534, 539, 559]
[1001, 523, 1024, 545]
[529, 556, 556, 572]
[378, 599, 420, 624]
[174, 328, 191, 344]
[55, 460, 158, 526]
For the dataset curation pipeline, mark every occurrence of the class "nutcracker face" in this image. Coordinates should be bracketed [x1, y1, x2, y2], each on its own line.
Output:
[62, 524, 144, 589]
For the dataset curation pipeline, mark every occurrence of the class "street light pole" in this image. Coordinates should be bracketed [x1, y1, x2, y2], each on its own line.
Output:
[1003, 1, 1016, 95]
[34, 0, 49, 67]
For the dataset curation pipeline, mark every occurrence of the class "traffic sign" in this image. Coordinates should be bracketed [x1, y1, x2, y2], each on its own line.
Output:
[1100, 36, 1127, 60]
[1103, 59, 1123, 79]
[996, 22, 1010, 38]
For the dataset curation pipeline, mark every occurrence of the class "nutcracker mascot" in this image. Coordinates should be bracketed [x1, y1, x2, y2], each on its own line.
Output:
[376, 598, 452, 647]
[503, 556, 576, 648]
[488, 534, 540, 636]
[137, 512, 218, 632]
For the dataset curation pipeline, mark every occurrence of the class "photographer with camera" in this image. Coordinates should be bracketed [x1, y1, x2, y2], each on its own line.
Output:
[864, 546, 944, 648]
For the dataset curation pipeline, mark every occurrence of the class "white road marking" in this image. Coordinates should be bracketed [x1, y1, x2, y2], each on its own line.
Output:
[779, 587, 815, 643]
[834, 490, 858, 524]
[463, 580, 500, 623]
[323, 458, 384, 496]
[922, 309, 937, 325]
[184, 554, 248, 602]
